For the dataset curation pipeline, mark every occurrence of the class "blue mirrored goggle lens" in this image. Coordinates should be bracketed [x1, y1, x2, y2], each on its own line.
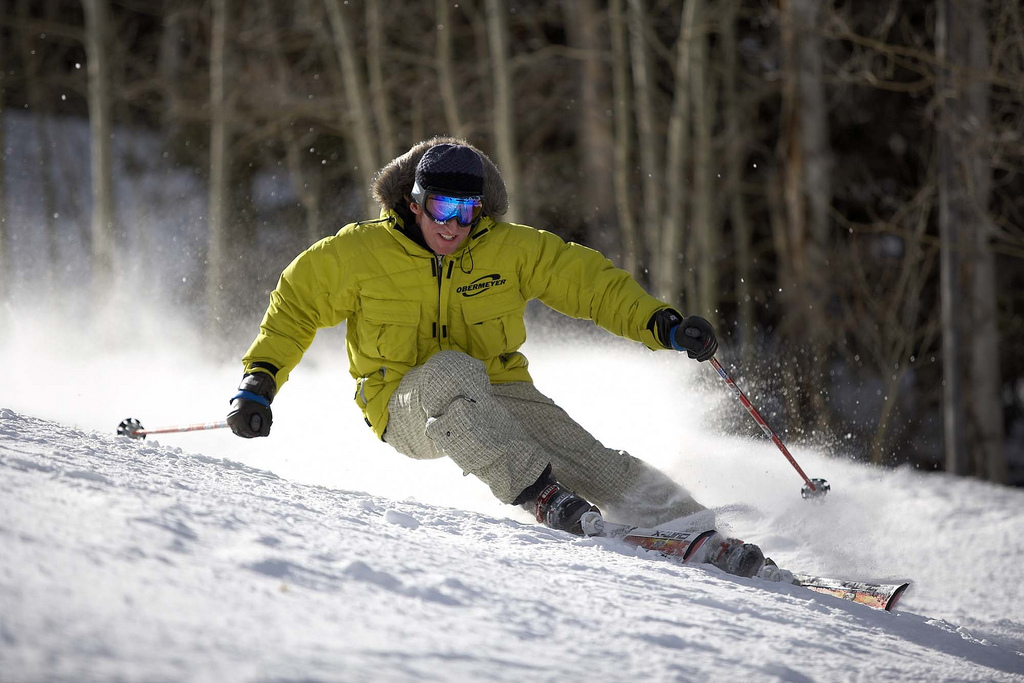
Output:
[424, 195, 483, 227]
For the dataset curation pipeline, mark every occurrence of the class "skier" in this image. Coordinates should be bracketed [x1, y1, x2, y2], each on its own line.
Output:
[227, 138, 764, 578]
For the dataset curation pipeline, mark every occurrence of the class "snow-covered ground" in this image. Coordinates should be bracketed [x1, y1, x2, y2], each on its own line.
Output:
[1, 308, 1023, 681]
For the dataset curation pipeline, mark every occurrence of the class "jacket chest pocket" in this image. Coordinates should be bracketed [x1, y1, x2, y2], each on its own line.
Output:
[461, 289, 527, 359]
[357, 297, 420, 365]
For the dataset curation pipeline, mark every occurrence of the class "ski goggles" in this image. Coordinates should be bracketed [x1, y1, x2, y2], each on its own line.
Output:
[412, 182, 484, 228]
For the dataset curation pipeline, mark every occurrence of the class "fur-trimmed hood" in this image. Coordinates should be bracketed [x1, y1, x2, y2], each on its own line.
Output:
[371, 136, 509, 218]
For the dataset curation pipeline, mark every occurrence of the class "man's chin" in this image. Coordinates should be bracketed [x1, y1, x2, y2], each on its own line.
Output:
[430, 237, 465, 255]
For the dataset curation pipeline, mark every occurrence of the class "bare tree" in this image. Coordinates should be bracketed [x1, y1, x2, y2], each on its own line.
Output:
[937, 0, 1006, 481]
[20, 0, 60, 290]
[656, 0, 697, 306]
[627, 0, 660, 270]
[205, 0, 229, 331]
[794, 0, 832, 433]
[251, 0, 324, 246]
[833, 190, 941, 463]
[563, 0, 617, 257]
[18, 0, 62, 291]
[366, 0, 395, 163]
[324, 0, 379, 217]
[485, 0, 519, 221]
[609, 0, 639, 277]
[775, 0, 833, 432]
[722, 0, 755, 363]
[691, 0, 717, 320]
[82, 0, 115, 296]
[964, 3, 1006, 485]
[436, 0, 464, 138]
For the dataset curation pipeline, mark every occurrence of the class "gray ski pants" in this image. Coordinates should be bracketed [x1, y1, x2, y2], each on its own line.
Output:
[384, 350, 706, 526]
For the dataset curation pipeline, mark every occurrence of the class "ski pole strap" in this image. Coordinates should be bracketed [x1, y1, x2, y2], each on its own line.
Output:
[231, 390, 271, 407]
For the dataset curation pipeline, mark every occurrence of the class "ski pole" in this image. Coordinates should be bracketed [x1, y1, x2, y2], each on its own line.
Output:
[708, 357, 829, 500]
[117, 417, 229, 440]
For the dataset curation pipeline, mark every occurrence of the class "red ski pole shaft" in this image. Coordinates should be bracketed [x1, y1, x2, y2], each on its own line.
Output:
[708, 357, 818, 492]
[132, 421, 228, 437]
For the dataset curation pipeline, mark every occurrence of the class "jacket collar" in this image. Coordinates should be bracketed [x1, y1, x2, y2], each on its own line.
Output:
[382, 208, 494, 258]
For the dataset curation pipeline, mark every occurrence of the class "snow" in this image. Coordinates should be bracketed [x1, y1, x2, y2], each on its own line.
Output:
[1, 310, 1023, 681]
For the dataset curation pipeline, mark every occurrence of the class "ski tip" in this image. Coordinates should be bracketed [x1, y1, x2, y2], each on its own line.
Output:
[885, 582, 911, 612]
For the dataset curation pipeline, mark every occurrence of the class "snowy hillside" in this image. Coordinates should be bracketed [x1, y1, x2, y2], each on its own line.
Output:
[1, 412, 1022, 681]
[2, 309, 1024, 681]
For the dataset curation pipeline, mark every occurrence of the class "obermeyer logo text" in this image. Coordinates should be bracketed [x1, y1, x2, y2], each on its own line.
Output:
[458, 274, 506, 297]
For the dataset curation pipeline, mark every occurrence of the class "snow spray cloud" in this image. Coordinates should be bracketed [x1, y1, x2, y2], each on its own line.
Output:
[1, 287, 845, 539]
[12, 293, 1014, 603]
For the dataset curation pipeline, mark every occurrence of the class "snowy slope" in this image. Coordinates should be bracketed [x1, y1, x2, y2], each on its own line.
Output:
[2, 307, 1024, 680]
[1, 409, 1022, 682]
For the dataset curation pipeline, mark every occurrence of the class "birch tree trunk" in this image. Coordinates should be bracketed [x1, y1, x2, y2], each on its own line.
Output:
[793, 0, 832, 433]
[609, 0, 639, 278]
[564, 0, 616, 257]
[691, 3, 717, 320]
[938, 0, 1005, 481]
[366, 0, 395, 163]
[936, 0, 970, 476]
[325, 0, 379, 217]
[795, 0, 831, 264]
[657, 0, 697, 307]
[256, 0, 322, 247]
[82, 0, 115, 296]
[627, 0, 660, 270]
[20, 0, 59, 290]
[485, 0, 519, 222]
[206, 0, 229, 332]
[776, 0, 832, 430]
[965, 4, 1007, 484]
[723, 0, 755, 363]
[967, 2, 1006, 484]
[436, 0, 464, 138]
[776, 0, 805, 420]
[936, 0, 967, 476]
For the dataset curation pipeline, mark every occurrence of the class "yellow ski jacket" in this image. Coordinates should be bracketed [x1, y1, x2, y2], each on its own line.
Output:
[242, 210, 671, 439]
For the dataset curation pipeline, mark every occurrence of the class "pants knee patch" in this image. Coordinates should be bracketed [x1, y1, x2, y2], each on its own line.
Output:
[418, 351, 491, 415]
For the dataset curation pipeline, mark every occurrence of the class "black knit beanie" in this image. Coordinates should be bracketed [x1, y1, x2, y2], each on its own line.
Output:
[415, 144, 485, 197]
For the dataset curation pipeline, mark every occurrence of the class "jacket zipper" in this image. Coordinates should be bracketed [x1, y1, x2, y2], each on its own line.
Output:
[435, 254, 445, 346]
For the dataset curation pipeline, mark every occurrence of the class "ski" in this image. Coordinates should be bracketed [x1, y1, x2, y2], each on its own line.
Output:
[581, 513, 718, 562]
[580, 513, 910, 612]
[788, 573, 909, 612]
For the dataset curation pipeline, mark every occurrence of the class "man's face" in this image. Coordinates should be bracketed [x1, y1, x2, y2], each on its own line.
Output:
[411, 201, 472, 256]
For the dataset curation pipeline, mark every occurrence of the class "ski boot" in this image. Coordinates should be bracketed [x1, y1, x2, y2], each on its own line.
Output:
[702, 534, 765, 578]
[757, 558, 794, 583]
[515, 465, 599, 536]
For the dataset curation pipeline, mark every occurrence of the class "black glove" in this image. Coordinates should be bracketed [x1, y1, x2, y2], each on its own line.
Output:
[227, 372, 276, 438]
[648, 309, 718, 362]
